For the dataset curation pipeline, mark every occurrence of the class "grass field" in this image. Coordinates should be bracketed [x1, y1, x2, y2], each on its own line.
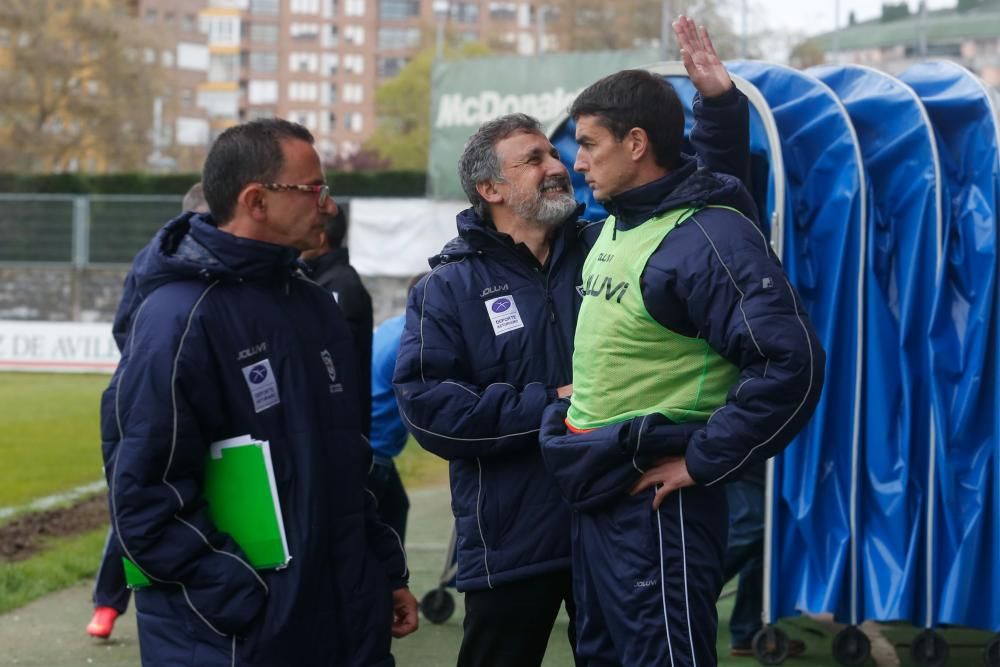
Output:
[0, 371, 447, 512]
[0, 372, 108, 508]
[0, 370, 446, 615]
[0, 527, 107, 615]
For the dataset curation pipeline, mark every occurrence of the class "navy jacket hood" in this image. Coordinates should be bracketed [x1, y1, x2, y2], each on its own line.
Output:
[112, 213, 303, 349]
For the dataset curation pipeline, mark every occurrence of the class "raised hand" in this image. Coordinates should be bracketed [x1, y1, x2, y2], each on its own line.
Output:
[672, 14, 733, 99]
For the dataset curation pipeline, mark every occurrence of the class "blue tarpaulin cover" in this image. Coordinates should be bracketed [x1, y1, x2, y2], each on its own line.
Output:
[813, 64, 942, 626]
[901, 60, 1000, 632]
[730, 61, 866, 625]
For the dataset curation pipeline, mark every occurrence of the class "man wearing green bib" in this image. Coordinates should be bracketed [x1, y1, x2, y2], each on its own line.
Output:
[539, 36, 826, 667]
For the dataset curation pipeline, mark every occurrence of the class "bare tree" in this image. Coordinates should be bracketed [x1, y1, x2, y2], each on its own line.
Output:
[0, 0, 163, 173]
[544, 0, 744, 58]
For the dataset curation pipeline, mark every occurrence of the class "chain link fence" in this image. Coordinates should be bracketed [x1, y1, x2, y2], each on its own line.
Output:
[0, 194, 184, 266]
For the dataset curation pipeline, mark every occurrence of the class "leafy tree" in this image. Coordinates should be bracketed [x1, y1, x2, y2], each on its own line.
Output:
[365, 42, 489, 171]
[790, 40, 826, 68]
[0, 0, 162, 173]
[545, 0, 744, 58]
[880, 2, 911, 22]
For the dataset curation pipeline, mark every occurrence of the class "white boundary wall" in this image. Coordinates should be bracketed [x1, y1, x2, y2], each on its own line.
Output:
[0, 320, 118, 374]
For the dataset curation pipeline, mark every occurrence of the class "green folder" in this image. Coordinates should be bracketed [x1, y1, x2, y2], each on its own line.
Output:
[123, 434, 291, 589]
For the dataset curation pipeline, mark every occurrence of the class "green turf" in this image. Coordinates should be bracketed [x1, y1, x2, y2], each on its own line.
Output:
[0, 372, 108, 508]
[0, 526, 107, 615]
[395, 436, 449, 490]
[0, 373, 451, 511]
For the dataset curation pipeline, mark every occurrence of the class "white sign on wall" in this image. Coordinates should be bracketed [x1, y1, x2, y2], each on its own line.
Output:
[0, 321, 118, 374]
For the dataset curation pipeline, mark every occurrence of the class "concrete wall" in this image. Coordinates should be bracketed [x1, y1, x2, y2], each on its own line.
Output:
[0, 265, 410, 329]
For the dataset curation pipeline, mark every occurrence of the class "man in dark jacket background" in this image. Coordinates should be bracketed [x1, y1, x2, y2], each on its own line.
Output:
[538, 21, 825, 666]
[302, 208, 374, 437]
[102, 118, 417, 666]
[393, 21, 750, 667]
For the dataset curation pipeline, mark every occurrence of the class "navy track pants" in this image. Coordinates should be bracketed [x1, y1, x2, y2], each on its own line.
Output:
[571, 485, 728, 666]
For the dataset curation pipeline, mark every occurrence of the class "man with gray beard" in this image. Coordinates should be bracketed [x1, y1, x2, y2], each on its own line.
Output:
[393, 24, 749, 665]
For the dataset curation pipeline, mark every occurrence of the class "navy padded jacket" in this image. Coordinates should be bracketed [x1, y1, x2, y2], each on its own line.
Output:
[102, 213, 406, 666]
[540, 158, 826, 511]
[393, 211, 590, 591]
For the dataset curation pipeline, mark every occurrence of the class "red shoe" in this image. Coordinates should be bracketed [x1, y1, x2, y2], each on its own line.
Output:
[86, 606, 120, 639]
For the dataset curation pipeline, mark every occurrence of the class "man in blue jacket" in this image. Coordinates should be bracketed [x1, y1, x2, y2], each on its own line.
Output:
[101, 118, 417, 666]
[393, 23, 750, 667]
[538, 23, 826, 667]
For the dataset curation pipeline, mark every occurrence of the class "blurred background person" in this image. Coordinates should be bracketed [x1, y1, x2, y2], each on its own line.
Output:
[86, 181, 210, 639]
[302, 207, 374, 437]
[367, 273, 426, 542]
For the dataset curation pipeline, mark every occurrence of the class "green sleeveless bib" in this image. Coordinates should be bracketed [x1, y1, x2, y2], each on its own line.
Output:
[566, 207, 739, 430]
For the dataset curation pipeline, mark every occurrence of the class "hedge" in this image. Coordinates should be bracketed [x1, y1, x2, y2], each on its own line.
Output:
[0, 171, 427, 197]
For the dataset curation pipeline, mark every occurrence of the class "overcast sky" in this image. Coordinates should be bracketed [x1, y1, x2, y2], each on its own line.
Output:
[750, 0, 958, 36]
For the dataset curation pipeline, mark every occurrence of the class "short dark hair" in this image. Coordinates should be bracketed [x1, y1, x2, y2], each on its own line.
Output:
[570, 70, 685, 169]
[322, 207, 348, 248]
[458, 113, 542, 219]
[201, 118, 315, 224]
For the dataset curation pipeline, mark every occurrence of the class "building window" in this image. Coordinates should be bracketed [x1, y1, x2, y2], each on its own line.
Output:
[289, 81, 319, 102]
[343, 53, 364, 74]
[247, 107, 276, 121]
[247, 80, 279, 104]
[322, 24, 339, 48]
[344, 25, 365, 46]
[162, 49, 175, 67]
[182, 13, 196, 32]
[144, 9, 157, 23]
[290, 0, 321, 13]
[322, 53, 340, 75]
[489, 2, 517, 21]
[378, 27, 420, 50]
[378, 0, 419, 20]
[182, 89, 194, 107]
[290, 23, 320, 40]
[290, 52, 319, 72]
[290, 110, 318, 129]
[201, 15, 240, 46]
[249, 51, 278, 72]
[249, 0, 279, 15]
[343, 83, 363, 103]
[377, 56, 408, 78]
[208, 52, 239, 82]
[451, 2, 479, 23]
[345, 0, 364, 17]
[249, 23, 279, 43]
[346, 112, 363, 133]
[326, 83, 337, 104]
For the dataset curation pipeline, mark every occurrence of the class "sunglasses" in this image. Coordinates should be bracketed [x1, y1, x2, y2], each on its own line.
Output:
[259, 183, 330, 208]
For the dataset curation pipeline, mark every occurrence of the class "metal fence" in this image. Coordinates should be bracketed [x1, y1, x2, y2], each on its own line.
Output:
[0, 194, 184, 265]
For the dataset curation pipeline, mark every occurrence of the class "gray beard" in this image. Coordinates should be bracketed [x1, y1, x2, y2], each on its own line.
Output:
[510, 186, 578, 227]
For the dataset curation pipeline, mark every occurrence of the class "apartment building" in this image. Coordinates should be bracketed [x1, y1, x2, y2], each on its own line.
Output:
[138, 0, 557, 167]
[137, 0, 213, 171]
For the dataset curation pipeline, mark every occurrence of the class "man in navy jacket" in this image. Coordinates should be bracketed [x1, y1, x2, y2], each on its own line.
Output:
[393, 24, 750, 667]
[101, 119, 417, 666]
[539, 20, 825, 667]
